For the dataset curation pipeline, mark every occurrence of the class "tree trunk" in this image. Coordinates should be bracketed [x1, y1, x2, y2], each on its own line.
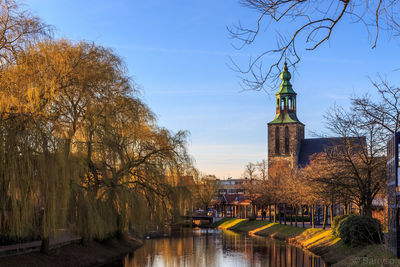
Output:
[311, 205, 315, 228]
[39, 208, 49, 254]
[322, 204, 327, 230]
[365, 199, 373, 217]
[290, 205, 293, 226]
[279, 205, 282, 224]
[41, 237, 49, 254]
[269, 204, 272, 221]
[284, 204, 287, 225]
[295, 205, 298, 227]
[330, 204, 334, 226]
[274, 202, 277, 223]
[301, 206, 305, 228]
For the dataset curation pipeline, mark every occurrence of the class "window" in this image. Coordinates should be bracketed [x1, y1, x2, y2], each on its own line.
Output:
[285, 126, 289, 154]
[277, 98, 280, 109]
[288, 98, 292, 110]
[275, 127, 280, 154]
[281, 99, 285, 110]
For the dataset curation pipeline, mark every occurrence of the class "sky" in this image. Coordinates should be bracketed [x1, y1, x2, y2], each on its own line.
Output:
[26, 0, 400, 178]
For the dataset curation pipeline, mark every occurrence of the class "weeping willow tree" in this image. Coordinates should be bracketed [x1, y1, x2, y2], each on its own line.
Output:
[79, 94, 194, 238]
[0, 38, 195, 247]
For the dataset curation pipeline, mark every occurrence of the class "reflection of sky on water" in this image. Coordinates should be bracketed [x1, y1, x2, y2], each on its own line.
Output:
[124, 228, 325, 267]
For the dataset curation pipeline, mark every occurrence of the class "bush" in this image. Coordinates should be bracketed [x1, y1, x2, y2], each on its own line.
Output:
[338, 216, 382, 247]
[248, 215, 257, 221]
[332, 214, 351, 236]
[286, 215, 311, 222]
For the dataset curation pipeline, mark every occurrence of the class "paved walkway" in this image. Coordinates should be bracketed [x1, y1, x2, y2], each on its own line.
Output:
[220, 216, 332, 229]
[258, 218, 332, 229]
[0, 229, 81, 257]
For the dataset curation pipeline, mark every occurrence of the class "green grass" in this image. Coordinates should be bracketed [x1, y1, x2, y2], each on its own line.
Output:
[256, 223, 307, 240]
[213, 218, 246, 229]
[229, 220, 268, 230]
[209, 218, 234, 228]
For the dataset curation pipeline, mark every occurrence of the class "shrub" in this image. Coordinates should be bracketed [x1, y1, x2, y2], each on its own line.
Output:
[286, 215, 311, 222]
[332, 215, 350, 236]
[248, 215, 257, 221]
[338, 216, 382, 247]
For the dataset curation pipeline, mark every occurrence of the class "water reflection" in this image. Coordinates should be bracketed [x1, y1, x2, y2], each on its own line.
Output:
[124, 228, 325, 267]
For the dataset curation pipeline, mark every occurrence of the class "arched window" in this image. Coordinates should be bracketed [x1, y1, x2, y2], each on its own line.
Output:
[285, 126, 289, 154]
[281, 99, 285, 110]
[288, 98, 292, 110]
[276, 98, 280, 109]
[275, 127, 280, 154]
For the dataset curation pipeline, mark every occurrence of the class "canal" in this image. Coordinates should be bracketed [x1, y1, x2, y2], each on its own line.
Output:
[120, 228, 325, 267]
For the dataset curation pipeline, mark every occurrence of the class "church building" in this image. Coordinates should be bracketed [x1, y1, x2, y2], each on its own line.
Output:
[267, 63, 352, 169]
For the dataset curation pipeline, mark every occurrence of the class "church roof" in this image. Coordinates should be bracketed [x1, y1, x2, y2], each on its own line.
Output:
[298, 137, 366, 167]
[268, 112, 303, 124]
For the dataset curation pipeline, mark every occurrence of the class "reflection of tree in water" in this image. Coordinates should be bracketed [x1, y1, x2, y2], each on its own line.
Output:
[124, 229, 325, 266]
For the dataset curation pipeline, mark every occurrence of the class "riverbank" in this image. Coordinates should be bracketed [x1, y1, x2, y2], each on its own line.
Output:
[213, 218, 395, 266]
[0, 233, 143, 267]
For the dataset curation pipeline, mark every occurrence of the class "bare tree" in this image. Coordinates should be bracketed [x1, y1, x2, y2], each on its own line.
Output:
[242, 162, 260, 217]
[243, 161, 258, 179]
[0, 0, 50, 64]
[257, 159, 268, 180]
[229, 0, 400, 91]
[352, 77, 400, 139]
[324, 105, 387, 217]
[193, 174, 217, 211]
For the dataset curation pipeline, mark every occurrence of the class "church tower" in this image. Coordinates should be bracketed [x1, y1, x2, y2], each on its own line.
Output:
[268, 62, 304, 168]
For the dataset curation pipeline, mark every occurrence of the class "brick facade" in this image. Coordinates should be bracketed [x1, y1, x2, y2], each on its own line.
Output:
[267, 122, 304, 168]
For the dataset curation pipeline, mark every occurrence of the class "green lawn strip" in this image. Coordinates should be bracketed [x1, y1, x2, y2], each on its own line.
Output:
[216, 218, 246, 229]
[256, 223, 307, 240]
[209, 218, 232, 228]
[228, 220, 270, 232]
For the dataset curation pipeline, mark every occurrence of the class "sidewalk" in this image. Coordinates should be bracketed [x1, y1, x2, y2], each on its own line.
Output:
[254, 216, 332, 229]
[0, 229, 81, 257]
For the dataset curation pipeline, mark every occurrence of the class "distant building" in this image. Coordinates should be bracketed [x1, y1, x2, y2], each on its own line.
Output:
[216, 178, 245, 195]
[211, 178, 252, 218]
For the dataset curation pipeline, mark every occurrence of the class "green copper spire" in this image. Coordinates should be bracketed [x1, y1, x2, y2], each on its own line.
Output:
[268, 62, 302, 125]
[276, 62, 296, 95]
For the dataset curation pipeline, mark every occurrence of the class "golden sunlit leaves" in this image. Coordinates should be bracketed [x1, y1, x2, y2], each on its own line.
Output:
[0, 35, 194, 243]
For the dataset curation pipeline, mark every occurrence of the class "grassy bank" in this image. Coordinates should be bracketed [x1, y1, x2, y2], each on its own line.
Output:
[0, 233, 143, 267]
[214, 219, 395, 266]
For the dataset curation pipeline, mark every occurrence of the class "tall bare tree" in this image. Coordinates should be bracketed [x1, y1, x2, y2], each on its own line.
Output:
[0, 0, 50, 64]
[257, 159, 268, 180]
[324, 105, 387, 217]
[230, 0, 400, 91]
[352, 77, 400, 139]
[193, 174, 217, 211]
